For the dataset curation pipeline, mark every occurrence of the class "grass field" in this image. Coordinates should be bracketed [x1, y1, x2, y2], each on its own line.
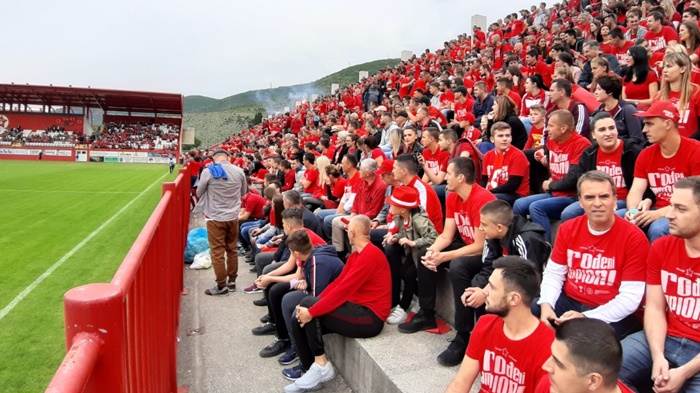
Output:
[0, 161, 179, 393]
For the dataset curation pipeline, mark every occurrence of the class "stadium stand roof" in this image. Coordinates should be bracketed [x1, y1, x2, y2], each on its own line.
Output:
[0, 83, 183, 116]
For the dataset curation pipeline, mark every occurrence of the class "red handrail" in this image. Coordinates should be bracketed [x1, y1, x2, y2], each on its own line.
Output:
[46, 167, 190, 393]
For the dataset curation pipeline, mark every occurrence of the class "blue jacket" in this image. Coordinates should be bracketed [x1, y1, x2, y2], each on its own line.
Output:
[473, 93, 495, 127]
[303, 245, 344, 296]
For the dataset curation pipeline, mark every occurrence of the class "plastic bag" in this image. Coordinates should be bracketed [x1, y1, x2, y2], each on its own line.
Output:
[184, 227, 209, 263]
[190, 250, 212, 269]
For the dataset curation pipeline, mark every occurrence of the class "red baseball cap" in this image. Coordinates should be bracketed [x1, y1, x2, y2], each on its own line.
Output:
[374, 159, 394, 176]
[634, 101, 680, 123]
[386, 186, 420, 209]
[462, 113, 476, 125]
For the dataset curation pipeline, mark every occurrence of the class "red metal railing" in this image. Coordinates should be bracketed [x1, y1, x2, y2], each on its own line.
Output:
[46, 167, 190, 393]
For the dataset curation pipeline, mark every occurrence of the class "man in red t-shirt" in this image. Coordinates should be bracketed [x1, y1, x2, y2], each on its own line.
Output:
[625, 101, 700, 242]
[481, 122, 530, 205]
[619, 178, 700, 392]
[446, 257, 553, 393]
[300, 153, 319, 196]
[450, 86, 474, 126]
[535, 171, 649, 339]
[280, 160, 296, 191]
[399, 156, 496, 367]
[513, 110, 592, 242]
[525, 49, 552, 88]
[543, 318, 637, 393]
[644, 11, 679, 64]
[392, 154, 444, 233]
[419, 127, 450, 196]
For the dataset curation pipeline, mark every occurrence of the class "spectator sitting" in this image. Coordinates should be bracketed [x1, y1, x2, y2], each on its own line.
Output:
[480, 121, 531, 206]
[283, 215, 390, 392]
[534, 171, 649, 339]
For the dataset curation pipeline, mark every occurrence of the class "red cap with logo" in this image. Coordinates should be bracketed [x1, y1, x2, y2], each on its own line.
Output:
[634, 101, 680, 123]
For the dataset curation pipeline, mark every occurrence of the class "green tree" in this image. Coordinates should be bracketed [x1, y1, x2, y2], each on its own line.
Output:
[249, 111, 263, 127]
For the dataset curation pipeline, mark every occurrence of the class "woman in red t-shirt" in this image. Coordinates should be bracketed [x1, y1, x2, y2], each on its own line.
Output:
[655, 50, 700, 139]
[679, 20, 700, 65]
[622, 45, 659, 111]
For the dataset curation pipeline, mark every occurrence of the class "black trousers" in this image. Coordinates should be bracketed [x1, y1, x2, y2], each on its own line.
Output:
[385, 243, 419, 311]
[290, 296, 384, 370]
[266, 282, 294, 340]
[416, 239, 485, 337]
[524, 149, 549, 195]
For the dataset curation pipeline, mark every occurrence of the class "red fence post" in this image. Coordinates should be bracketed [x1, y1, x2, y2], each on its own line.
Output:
[46, 283, 127, 393]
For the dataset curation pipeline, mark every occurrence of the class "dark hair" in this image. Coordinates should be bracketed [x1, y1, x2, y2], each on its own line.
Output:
[649, 10, 665, 22]
[596, 75, 622, 99]
[685, 7, 700, 19]
[281, 206, 304, 222]
[609, 27, 624, 41]
[440, 128, 459, 143]
[449, 156, 476, 184]
[555, 318, 622, 389]
[557, 51, 575, 66]
[590, 111, 614, 132]
[303, 152, 316, 165]
[272, 195, 284, 229]
[527, 74, 548, 90]
[492, 256, 540, 306]
[674, 176, 700, 206]
[395, 153, 419, 175]
[342, 153, 358, 168]
[624, 46, 651, 84]
[480, 200, 514, 226]
[551, 78, 572, 97]
[286, 229, 314, 254]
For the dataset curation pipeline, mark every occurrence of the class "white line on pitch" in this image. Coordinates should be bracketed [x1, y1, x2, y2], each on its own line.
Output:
[0, 172, 169, 322]
[0, 189, 140, 194]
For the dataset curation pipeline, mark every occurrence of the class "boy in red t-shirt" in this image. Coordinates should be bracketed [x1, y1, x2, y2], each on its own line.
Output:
[480, 122, 530, 206]
[446, 256, 553, 393]
[524, 104, 546, 150]
[619, 178, 700, 392]
[535, 171, 648, 339]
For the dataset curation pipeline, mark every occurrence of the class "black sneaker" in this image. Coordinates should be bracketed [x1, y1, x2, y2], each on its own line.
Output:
[226, 282, 236, 292]
[253, 297, 268, 307]
[397, 310, 437, 334]
[437, 334, 468, 367]
[259, 339, 290, 358]
[252, 323, 276, 336]
[260, 314, 270, 323]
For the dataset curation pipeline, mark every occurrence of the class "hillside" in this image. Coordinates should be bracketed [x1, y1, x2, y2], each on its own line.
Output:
[184, 58, 400, 114]
[182, 58, 400, 148]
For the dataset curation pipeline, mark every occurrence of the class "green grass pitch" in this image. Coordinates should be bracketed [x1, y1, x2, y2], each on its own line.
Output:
[0, 160, 179, 393]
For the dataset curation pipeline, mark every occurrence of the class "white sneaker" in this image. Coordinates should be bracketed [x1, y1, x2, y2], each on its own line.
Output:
[294, 362, 335, 390]
[386, 306, 408, 325]
[283, 382, 304, 393]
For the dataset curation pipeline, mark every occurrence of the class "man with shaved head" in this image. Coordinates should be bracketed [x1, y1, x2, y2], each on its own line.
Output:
[282, 215, 392, 392]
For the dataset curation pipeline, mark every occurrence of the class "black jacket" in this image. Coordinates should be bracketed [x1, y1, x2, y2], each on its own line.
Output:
[549, 140, 656, 204]
[473, 216, 552, 288]
[485, 111, 528, 150]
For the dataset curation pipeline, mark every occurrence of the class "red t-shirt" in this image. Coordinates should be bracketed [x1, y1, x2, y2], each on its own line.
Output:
[407, 175, 444, 233]
[596, 141, 628, 200]
[525, 61, 553, 88]
[483, 148, 530, 197]
[655, 88, 700, 138]
[303, 168, 319, 194]
[548, 133, 592, 197]
[520, 90, 551, 117]
[440, 90, 455, 107]
[466, 315, 553, 393]
[241, 192, 266, 219]
[623, 71, 658, 110]
[647, 236, 700, 342]
[371, 148, 386, 161]
[283, 170, 296, 191]
[551, 215, 649, 308]
[462, 127, 482, 142]
[645, 26, 679, 53]
[634, 137, 700, 208]
[525, 124, 545, 150]
[607, 41, 633, 66]
[422, 147, 450, 177]
[454, 98, 474, 121]
[446, 184, 496, 245]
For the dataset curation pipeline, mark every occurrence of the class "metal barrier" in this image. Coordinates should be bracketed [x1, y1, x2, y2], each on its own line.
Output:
[46, 167, 190, 393]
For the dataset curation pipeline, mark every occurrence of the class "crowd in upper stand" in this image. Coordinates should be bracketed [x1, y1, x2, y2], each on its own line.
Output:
[188, 1, 700, 391]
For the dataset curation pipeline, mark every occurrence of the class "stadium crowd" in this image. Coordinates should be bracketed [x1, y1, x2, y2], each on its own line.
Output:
[0, 121, 180, 150]
[189, 0, 700, 392]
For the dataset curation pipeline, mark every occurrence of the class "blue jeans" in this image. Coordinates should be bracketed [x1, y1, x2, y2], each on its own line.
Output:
[315, 209, 348, 239]
[478, 142, 495, 154]
[620, 332, 700, 393]
[239, 220, 263, 249]
[493, 193, 520, 207]
[616, 208, 669, 243]
[532, 291, 642, 339]
[513, 194, 577, 242]
[560, 199, 627, 222]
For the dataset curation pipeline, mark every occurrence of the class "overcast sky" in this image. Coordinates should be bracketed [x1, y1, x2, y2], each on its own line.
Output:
[2, 0, 537, 98]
